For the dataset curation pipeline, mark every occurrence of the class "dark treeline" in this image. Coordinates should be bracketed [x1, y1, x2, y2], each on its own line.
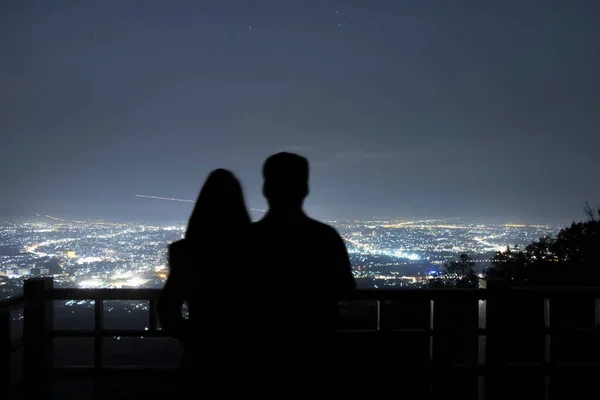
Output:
[428, 202, 600, 289]
[486, 201, 600, 286]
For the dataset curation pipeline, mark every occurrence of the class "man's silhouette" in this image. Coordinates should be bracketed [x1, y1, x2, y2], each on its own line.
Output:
[248, 152, 356, 336]
[244, 153, 356, 394]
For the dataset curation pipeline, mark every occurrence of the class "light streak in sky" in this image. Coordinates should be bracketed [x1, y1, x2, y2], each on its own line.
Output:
[135, 195, 194, 203]
[134, 194, 266, 212]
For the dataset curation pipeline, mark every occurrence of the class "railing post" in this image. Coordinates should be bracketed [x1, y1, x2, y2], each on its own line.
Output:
[376, 300, 382, 331]
[1, 309, 11, 393]
[485, 280, 507, 364]
[23, 277, 54, 395]
[94, 298, 104, 369]
[432, 290, 480, 400]
[485, 279, 507, 400]
[149, 299, 158, 332]
[94, 298, 105, 400]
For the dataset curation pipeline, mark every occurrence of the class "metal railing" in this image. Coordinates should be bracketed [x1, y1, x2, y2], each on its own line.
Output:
[2, 277, 600, 399]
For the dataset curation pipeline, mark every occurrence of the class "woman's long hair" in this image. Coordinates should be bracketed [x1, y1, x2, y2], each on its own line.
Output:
[185, 169, 251, 239]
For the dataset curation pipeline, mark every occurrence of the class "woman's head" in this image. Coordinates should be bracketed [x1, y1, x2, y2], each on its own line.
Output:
[186, 169, 251, 239]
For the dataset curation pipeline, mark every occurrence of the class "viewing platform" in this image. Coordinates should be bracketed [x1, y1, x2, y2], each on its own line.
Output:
[2, 277, 600, 399]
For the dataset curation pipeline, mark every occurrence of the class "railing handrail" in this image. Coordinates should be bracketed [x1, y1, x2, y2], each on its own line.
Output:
[47, 287, 490, 301]
[5, 284, 600, 304]
[41, 286, 600, 302]
[0, 294, 26, 313]
[50, 287, 162, 301]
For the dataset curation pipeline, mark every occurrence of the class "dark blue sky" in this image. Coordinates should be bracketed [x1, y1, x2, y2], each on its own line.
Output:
[1, 0, 599, 223]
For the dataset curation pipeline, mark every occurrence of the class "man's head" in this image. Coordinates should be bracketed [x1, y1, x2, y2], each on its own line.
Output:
[262, 152, 309, 208]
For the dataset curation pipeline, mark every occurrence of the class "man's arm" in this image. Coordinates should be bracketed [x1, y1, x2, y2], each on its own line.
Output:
[331, 229, 356, 299]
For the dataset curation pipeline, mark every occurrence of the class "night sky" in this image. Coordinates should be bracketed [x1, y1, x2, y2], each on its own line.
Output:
[1, 1, 599, 223]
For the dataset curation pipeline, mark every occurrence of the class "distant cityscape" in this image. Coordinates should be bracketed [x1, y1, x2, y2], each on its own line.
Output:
[0, 215, 564, 365]
[0, 215, 561, 300]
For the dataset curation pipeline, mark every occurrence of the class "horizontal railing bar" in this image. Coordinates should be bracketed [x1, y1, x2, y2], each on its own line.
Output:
[505, 286, 600, 293]
[53, 329, 168, 338]
[48, 363, 600, 382]
[47, 288, 491, 301]
[543, 327, 600, 333]
[51, 366, 180, 379]
[52, 328, 448, 337]
[449, 362, 600, 369]
[50, 288, 162, 301]
[52, 328, 472, 335]
[546, 362, 600, 367]
[16, 286, 600, 304]
[7, 285, 600, 302]
[341, 328, 485, 334]
[49, 327, 600, 338]
[0, 295, 26, 312]
[346, 289, 488, 300]
[501, 363, 600, 372]
[332, 328, 597, 334]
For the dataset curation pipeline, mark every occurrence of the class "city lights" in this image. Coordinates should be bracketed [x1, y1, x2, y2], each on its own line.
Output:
[0, 218, 560, 300]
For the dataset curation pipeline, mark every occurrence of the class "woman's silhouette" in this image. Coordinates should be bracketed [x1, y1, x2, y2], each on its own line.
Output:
[157, 169, 251, 375]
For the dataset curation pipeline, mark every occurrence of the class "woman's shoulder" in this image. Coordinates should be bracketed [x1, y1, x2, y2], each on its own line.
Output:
[168, 239, 195, 270]
[168, 238, 188, 252]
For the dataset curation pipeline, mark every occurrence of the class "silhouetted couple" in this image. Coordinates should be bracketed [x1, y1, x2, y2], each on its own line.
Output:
[157, 152, 356, 395]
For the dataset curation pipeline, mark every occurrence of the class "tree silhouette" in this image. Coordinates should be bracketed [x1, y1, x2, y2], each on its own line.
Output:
[430, 254, 478, 288]
[486, 202, 600, 286]
[583, 200, 600, 222]
[485, 245, 529, 283]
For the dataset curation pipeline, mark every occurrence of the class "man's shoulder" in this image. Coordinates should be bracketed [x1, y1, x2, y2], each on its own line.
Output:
[248, 214, 341, 239]
[304, 217, 342, 239]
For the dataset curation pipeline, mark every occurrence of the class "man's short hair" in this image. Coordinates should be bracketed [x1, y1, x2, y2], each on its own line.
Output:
[262, 152, 309, 201]
[263, 152, 309, 181]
